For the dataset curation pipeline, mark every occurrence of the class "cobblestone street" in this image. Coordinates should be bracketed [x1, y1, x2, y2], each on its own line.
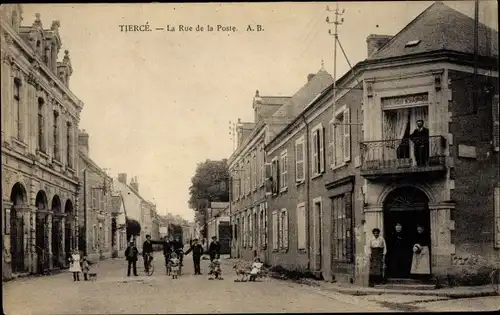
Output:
[3, 253, 396, 314]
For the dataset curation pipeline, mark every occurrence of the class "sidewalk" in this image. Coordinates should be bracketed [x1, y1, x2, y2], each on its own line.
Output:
[223, 257, 498, 299]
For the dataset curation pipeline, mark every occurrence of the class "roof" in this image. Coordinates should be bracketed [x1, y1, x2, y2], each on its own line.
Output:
[272, 69, 334, 118]
[210, 202, 229, 209]
[259, 96, 291, 106]
[371, 1, 498, 60]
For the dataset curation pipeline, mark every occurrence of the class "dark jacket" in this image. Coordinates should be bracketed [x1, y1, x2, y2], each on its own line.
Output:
[208, 241, 221, 255]
[410, 127, 429, 146]
[125, 246, 139, 261]
[162, 241, 173, 256]
[184, 244, 204, 259]
[142, 240, 154, 255]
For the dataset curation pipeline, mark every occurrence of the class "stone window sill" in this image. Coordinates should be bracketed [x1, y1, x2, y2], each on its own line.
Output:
[311, 173, 323, 180]
[53, 159, 63, 167]
[36, 150, 49, 159]
[12, 138, 28, 148]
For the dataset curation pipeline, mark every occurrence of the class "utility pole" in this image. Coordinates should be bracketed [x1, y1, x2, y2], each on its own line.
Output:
[326, 3, 345, 120]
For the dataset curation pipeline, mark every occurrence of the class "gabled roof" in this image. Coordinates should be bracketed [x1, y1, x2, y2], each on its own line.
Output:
[272, 68, 334, 118]
[259, 96, 291, 106]
[371, 1, 498, 60]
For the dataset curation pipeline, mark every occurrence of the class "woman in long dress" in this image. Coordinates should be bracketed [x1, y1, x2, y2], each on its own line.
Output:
[410, 225, 431, 279]
[368, 228, 387, 287]
[68, 249, 82, 281]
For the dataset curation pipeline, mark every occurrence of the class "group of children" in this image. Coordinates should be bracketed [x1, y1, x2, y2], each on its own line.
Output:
[68, 249, 92, 281]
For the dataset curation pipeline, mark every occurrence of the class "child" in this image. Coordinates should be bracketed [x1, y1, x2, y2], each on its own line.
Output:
[170, 252, 180, 279]
[68, 249, 82, 281]
[249, 257, 263, 282]
[208, 254, 223, 280]
[81, 256, 91, 281]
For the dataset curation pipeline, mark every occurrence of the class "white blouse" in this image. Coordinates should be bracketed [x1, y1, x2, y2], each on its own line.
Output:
[369, 237, 387, 255]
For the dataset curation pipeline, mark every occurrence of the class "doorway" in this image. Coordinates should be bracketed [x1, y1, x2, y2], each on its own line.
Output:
[383, 186, 431, 279]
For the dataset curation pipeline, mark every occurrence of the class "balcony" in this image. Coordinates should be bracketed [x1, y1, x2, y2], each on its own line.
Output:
[360, 135, 447, 180]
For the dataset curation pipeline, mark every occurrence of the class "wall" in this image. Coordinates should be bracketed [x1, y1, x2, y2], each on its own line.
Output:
[448, 69, 500, 265]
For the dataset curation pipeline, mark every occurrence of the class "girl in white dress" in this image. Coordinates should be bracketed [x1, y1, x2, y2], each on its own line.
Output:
[68, 249, 82, 281]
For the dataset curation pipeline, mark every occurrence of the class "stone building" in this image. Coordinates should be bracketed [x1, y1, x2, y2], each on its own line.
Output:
[77, 130, 113, 262]
[258, 2, 499, 287]
[1, 5, 83, 279]
[110, 194, 127, 257]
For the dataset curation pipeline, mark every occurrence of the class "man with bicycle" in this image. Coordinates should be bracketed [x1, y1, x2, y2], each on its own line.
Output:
[142, 235, 154, 273]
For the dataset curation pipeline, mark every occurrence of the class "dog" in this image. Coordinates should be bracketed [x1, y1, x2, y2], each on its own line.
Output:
[87, 272, 98, 281]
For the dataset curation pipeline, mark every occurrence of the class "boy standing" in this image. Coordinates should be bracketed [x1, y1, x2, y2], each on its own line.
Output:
[184, 238, 204, 275]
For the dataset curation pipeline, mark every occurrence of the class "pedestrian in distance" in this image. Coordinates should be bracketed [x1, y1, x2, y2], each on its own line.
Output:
[81, 255, 92, 281]
[208, 236, 221, 262]
[142, 234, 154, 274]
[68, 249, 82, 281]
[184, 238, 204, 275]
[125, 241, 139, 277]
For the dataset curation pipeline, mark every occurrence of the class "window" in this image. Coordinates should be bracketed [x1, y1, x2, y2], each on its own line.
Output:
[91, 189, 97, 209]
[271, 157, 279, 195]
[66, 122, 72, 168]
[252, 151, 257, 190]
[264, 203, 268, 246]
[13, 78, 21, 140]
[100, 190, 105, 210]
[246, 159, 250, 195]
[280, 150, 288, 191]
[331, 193, 353, 261]
[311, 124, 325, 176]
[92, 225, 97, 249]
[53, 111, 60, 160]
[279, 209, 289, 250]
[38, 99, 45, 152]
[260, 145, 266, 186]
[296, 203, 306, 250]
[272, 211, 279, 250]
[259, 207, 265, 247]
[332, 106, 351, 167]
[495, 187, 500, 248]
[248, 212, 253, 248]
[242, 215, 246, 247]
[295, 136, 305, 182]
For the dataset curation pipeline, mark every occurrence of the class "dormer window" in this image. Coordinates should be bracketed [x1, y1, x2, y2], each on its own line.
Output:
[405, 40, 421, 48]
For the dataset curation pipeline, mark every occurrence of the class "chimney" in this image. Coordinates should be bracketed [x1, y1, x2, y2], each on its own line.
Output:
[307, 73, 315, 82]
[78, 129, 89, 155]
[366, 34, 393, 57]
[118, 173, 127, 184]
[130, 176, 139, 192]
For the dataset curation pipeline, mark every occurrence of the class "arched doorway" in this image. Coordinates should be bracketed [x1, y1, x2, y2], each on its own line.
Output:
[51, 195, 62, 268]
[10, 182, 27, 273]
[383, 186, 431, 279]
[35, 191, 49, 274]
[64, 200, 74, 265]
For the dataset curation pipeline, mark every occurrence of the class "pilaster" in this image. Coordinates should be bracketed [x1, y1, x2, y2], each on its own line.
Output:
[428, 202, 456, 276]
[47, 213, 53, 269]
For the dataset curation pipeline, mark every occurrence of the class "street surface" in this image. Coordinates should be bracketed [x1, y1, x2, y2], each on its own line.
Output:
[3, 252, 498, 314]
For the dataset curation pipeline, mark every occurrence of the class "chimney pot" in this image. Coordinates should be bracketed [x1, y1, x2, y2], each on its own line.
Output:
[118, 173, 127, 184]
[366, 34, 393, 57]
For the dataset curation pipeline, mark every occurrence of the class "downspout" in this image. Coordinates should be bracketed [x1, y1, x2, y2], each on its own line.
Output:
[301, 114, 312, 272]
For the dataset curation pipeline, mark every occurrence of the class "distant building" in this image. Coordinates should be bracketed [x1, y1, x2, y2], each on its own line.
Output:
[110, 194, 127, 257]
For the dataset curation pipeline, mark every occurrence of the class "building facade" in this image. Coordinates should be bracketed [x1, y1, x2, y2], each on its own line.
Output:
[110, 194, 127, 258]
[229, 92, 293, 262]
[1, 5, 83, 279]
[77, 130, 113, 262]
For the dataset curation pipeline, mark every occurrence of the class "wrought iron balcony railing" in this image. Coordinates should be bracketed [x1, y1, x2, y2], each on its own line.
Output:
[360, 135, 447, 174]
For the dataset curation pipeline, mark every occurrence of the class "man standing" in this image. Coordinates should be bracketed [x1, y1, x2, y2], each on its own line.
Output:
[142, 235, 154, 273]
[125, 241, 139, 277]
[184, 238, 204, 275]
[410, 119, 430, 166]
[208, 236, 221, 262]
[172, 236, 184, 266]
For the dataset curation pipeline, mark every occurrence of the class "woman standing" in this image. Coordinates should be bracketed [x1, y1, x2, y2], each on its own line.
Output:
[410, 225, 431, 279]
[368, 228, 387, 287]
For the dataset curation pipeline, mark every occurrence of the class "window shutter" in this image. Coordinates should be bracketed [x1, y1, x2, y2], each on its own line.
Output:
[493, 94, 499, 152]
[328, 121, 335, 168]
[297, 205, 306, 250]
[345, 193, 353, 262]
[278, 212, 283, 249]
[320, 127, 325, 172]
[272, 212, 278, 250]
[283, 210, 288, 249]
[343, 108, 351, 162]
[312, 131, 319, 174]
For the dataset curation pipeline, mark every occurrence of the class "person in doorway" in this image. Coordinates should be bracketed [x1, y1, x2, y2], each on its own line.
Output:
[68, 249, 82, 281]
[184, 238, 204, 275]
[410, 119, 430, 166]
[142, 235, 154, 274]
[387, 223, 411, 278]
[410, 225, 431, 279]
[368, 228, 387, 287]
[125, 241, 139, 277]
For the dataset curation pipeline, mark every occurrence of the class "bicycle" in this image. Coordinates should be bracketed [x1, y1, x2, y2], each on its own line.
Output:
[490, 268, 500, 295]
[144, 254, 154, 276]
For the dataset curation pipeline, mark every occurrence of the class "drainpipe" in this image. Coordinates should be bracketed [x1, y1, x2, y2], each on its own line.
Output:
[83, 168, 87, 256]
[301, 115, 312, 272]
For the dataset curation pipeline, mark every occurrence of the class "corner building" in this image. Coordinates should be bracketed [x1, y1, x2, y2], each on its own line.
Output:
[1, 5, 83, 279]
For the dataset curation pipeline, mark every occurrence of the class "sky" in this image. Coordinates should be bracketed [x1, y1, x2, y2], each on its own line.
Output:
[21, 1, 498, 221]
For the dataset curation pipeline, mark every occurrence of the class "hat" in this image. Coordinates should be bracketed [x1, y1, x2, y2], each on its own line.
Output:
[212, 236, 216, 239]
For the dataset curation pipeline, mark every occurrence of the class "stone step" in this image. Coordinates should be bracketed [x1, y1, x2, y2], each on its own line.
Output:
[385, 278, 424, 285]
[374, 283, 435, 291]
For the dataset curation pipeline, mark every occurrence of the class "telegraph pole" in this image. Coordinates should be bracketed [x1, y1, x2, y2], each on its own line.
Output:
[326, 3, 345, 119]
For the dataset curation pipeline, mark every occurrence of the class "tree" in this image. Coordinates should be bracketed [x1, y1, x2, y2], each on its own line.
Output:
[188, 159, 229, 211]
[126, 218, 141, 242]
